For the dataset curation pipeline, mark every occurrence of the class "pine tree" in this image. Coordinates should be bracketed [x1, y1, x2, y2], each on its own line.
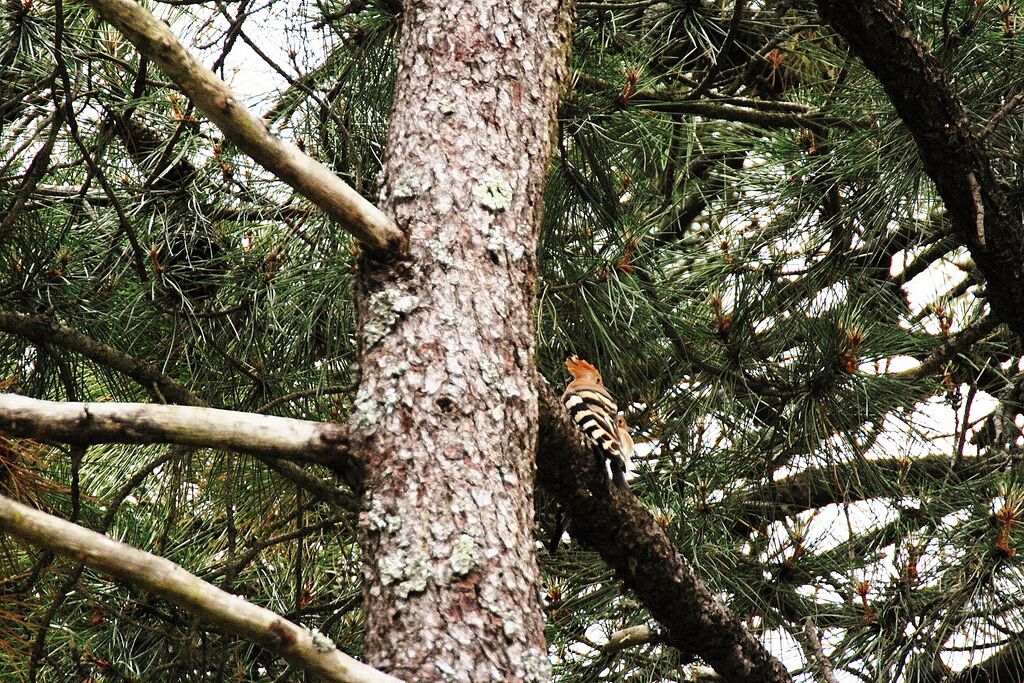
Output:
[2, 0, 1024, 681]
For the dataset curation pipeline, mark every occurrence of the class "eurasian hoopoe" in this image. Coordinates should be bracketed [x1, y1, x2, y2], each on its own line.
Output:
[562, 356, 628, 490]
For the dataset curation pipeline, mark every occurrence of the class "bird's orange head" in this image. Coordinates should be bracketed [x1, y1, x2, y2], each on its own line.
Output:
[565, 355, 604, 385]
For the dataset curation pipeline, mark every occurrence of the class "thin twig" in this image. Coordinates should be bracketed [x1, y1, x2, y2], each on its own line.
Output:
[980, 91, 1024, 140]
[684, 0, 747, 101]
[0, 107, 63, 241]
[802, 618, 840, 683]
[52, 0, 149, 281]
[257, 383, 357, 414]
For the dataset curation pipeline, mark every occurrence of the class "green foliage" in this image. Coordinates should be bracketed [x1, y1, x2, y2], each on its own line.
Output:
[3, 0, 1024, 681]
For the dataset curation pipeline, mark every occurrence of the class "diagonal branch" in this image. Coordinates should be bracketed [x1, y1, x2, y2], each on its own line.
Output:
[816, 0, 1024, 341]
[0, 494, 399, 683]
[84, 0, 406, 253]
[535, 382, 792, 683]
[0, 108, 63, 241]
[0, 309, 202, 406]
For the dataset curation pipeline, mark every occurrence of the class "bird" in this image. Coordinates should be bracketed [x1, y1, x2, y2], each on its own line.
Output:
[562, 356, 628, 490]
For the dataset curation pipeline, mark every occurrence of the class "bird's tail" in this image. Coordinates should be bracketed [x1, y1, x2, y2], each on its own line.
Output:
[588, 444, 629, 491]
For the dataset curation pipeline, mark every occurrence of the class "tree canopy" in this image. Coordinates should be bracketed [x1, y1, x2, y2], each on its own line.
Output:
[3, 0, 1024, 681]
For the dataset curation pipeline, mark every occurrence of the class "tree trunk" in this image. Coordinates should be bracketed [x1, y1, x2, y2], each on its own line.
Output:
[348, 1, 573, 680]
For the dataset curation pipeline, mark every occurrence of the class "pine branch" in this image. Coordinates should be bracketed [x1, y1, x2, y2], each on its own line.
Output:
[728, 454, 1001, 534]
[573, 75, 835, 131]
[889, 235, 961, 287]
[632, 98, 824, 131]
[979, 91, 1024, 140]
[0, 108, 63, 241]
[817, 0, 1024, 340]
[535, 381, 793, 683]
[0, 494, 399, 683]
[0, 310, 202, 406]
[109, 114, 198, 194]
[51, 1, 150, 284]
[83, 0, 406, 253]
[0, 394, 363, 504]
[897, 316, 1000, 380]
[651, 151, 747, 248]
[957, 638, 1024, 683]
[0, 313, 364, 502]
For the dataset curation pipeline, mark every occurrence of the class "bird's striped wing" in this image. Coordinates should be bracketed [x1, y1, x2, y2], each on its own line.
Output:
[563, 388, 623, 461]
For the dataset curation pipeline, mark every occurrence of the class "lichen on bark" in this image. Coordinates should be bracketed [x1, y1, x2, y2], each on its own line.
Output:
[363, 288, 420, 349]
[473, 170, 514, 212]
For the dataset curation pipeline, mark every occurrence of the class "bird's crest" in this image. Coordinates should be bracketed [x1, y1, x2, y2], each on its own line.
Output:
[565, 355, 602, 381]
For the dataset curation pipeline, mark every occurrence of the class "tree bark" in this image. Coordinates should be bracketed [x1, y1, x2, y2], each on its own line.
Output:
[347, 1, 572, 680]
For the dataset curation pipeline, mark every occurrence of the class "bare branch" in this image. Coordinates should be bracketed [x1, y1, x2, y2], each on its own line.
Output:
[630, 96, 827, 131]
[84, 0, 406, 253]
[604, 625, 659, 654]
[0, 393, 347, 466]
[801, 618, 839, 683]
[0, 494, 400, 683]
[572, 75, 835, 131]
[896, 316, 1001, 380]
[0, 393, 362, 506]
